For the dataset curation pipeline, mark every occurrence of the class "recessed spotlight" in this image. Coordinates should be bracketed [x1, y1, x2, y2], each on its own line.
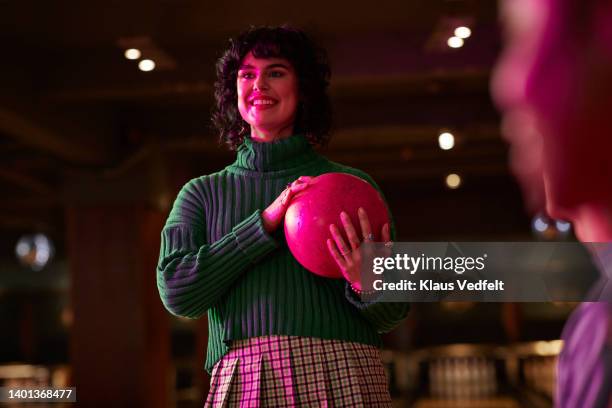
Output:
[438, 132, 455, 150]
[445, 173, 461, 189]
[447, 36, 464, 48]
[124, 48, 141, 60]
[454, 26, 472, 39]
[138, 59, 156, 72]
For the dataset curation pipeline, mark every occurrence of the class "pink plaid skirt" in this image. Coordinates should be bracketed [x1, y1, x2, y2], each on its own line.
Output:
[204, 335, 392, 407]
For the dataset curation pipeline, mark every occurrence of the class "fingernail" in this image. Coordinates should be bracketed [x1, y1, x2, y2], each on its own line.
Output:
[358, 207, 365, 215]
[340, 211, 348, 219]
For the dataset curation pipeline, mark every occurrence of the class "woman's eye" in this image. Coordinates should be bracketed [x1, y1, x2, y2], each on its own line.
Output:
[268, 71, 284, 78]
[239, 72, 255, 79]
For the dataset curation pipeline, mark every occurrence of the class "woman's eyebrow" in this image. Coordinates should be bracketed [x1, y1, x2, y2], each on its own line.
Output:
[265, 63, 290, 70]
[238, 63, 290, 70]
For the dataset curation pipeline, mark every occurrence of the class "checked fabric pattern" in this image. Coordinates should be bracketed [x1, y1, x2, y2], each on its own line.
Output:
[204, 335, 392, 407]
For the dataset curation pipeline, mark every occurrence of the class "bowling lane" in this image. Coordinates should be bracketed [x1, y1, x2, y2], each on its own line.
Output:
[383, 341, 559, 408]
[407, 398, 520, 408]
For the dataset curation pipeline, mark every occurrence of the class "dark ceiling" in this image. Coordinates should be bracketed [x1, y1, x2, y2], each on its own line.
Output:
[0, 0, 528, 263]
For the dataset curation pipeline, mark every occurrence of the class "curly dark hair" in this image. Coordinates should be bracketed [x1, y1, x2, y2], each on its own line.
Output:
[212, 25, 332, 150]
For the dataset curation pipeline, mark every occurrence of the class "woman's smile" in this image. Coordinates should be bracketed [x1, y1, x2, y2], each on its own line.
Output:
[237, 52, 299, 141]
[249, 94, 279, 109]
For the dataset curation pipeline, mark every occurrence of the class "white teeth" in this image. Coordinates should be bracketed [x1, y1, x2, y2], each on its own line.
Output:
[253, 99, 275, 105]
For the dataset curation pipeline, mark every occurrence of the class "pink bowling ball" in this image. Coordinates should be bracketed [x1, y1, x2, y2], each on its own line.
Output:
[284, 172, 390, 279]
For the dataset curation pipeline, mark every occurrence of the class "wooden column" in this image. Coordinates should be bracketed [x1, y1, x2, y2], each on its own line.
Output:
[66, 205, 169, 407]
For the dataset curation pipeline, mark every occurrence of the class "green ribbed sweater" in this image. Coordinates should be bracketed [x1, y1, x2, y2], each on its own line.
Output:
[157, 135, 410, 373]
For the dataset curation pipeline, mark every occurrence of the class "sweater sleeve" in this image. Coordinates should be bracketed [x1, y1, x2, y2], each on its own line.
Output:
[157, 178, 278, 319]
[332, 165, 410, 333]
[344, 284, 411, 333]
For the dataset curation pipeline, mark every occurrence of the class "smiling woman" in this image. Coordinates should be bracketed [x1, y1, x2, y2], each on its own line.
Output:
[236, 53, 299, 141]
[212, 26, 332, 150]
[157, 25, 409, 407]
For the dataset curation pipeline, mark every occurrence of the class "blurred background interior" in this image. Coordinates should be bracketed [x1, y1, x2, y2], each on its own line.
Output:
[0, 1, 598, 407]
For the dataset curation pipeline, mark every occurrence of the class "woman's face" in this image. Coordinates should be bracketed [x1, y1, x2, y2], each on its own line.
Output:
[237, 52, 299, 137]
[491, 0, 548, 213]
[493, 0, 612, 221]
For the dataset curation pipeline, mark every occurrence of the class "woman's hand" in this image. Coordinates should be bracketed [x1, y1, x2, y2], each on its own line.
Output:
[262, 176, 313, 233]
[327, 208, 391, 292]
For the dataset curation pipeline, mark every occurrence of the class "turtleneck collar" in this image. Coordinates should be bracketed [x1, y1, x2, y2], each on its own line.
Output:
[230, 134, 321, 173]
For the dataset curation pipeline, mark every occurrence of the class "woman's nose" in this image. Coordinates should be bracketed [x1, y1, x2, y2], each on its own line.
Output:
[492, 53, 529, 111]
[253, 74, 269, 91]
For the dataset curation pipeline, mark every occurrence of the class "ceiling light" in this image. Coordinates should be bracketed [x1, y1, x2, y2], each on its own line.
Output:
[438, 132, 455, 150]
[124, 48, 141, 60]
[447, 36, 464, 48]
[454, 26, 472, 39]
[138, 59, 156, 72]
[445, 173, 461, 189]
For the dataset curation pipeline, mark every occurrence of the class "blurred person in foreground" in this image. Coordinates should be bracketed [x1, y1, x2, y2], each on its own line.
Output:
[492, 0, 612, 406]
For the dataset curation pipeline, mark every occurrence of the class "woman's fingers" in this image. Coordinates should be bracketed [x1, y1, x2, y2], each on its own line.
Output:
[381, 223, 393, 257]
[280, 188, 292, 206]
[358, 207, 373, 240]
[291, 176, 313, 188]
[282, 177, 312, 205]
[340, 212, 361, 250]
[326, 238, 346, 269]
[265, 177, 315, 233]
[382, 223, 391, 242]
[329, 224, 351, 259]
[287, 176, 313, 195]
[290, 182, 309, 193]
[328, 220, 364, 285]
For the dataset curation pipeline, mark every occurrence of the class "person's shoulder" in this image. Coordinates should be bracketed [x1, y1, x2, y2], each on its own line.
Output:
[557, 302, 612, 406]
[180, 168, 230, 194]
[174, 169, 228, 208]
[172, 177, 205, 212]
